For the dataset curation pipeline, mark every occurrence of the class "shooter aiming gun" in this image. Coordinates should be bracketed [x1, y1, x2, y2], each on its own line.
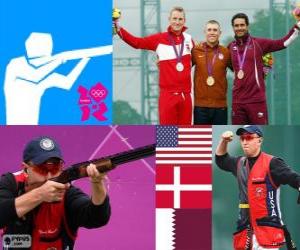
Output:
[51, 144, 156, 183]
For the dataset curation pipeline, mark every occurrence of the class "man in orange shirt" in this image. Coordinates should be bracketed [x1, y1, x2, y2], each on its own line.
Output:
[192, 20, 231, 125]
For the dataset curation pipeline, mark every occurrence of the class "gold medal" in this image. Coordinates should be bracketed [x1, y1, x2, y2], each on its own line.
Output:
[206, 76, 215, 86]
[237, 69, 244, 79]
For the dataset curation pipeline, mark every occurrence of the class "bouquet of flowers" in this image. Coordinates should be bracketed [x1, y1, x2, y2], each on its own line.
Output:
[292, 3, 300, 18]
[262, 53, 273, 79]
[112, 8, 121, 35]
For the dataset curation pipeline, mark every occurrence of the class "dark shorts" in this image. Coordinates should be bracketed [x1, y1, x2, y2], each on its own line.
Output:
[194, 106, 228, 125]
[232, 102, 268, 125]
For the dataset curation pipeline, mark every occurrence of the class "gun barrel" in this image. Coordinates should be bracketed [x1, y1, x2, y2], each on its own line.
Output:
[57, 45, 112, 61]
[109, 144, 156, 166]
[51, 144, 156, 183]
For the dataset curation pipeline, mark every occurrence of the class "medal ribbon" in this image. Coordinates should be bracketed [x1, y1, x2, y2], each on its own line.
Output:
[236, 37, 250, 70]
[205, 44, 219, 76]
[168, 33, 185, 64]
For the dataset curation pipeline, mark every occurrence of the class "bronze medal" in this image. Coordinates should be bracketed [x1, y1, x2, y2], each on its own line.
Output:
[237, 69, 244, 79]
[234, 37, 251, 81]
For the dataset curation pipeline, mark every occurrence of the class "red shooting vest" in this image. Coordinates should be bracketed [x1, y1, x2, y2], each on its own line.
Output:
[234, 152, 285, 249]
[13, 171, 76, 250]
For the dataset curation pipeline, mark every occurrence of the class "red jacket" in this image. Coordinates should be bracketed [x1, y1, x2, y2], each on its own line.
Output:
[118, 26, 194, 93]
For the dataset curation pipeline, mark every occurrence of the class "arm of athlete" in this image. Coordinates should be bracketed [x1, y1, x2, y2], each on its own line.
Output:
[215, 131, 239, 176]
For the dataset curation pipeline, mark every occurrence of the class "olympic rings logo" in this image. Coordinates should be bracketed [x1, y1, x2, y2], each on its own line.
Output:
[91, 89, 106, 97]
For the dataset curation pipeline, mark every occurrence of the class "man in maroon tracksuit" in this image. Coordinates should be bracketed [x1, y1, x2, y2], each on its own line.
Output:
[116, 7, 194, 125]
[229, 13, 300, 125]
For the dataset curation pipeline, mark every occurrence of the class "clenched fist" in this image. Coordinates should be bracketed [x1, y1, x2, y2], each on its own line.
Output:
[222, 131, 234, 142]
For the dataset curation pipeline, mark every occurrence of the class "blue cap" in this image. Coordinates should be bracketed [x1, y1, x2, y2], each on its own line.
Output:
[23, 136, 63, 164]
[236, 125, 263, 137]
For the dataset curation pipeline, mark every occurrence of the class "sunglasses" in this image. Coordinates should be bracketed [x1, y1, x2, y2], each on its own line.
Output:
[240, 134, 260, 141]
[31, 160, 64, 176]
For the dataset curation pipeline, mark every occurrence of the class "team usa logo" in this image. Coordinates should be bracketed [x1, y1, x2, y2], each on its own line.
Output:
[255, 187, 263, 198]
[39, 138, 55, 151]
[257, 112, 264, 118]
[268, 190, 277, 217]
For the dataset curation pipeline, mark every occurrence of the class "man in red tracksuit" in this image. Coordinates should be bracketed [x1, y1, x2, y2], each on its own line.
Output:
[116, 6, 194, 125]
[229, 13, 300, 125]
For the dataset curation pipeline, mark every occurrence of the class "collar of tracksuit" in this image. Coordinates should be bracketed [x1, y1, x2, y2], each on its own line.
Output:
[234, 32, 250, 46]
[167, 25, 188, 37]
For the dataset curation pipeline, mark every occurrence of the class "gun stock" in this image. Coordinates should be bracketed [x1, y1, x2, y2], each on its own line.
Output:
[51, 144, 156, 183]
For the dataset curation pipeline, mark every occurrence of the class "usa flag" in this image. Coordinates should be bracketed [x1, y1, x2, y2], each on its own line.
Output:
[156, 126, 212, 209]
[156, 126, 212, 250]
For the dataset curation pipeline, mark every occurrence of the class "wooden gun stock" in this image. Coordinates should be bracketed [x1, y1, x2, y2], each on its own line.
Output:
[51, 144, 156, 184]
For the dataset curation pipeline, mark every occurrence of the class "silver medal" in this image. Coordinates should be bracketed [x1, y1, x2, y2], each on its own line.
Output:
[176, 62, 184, 72]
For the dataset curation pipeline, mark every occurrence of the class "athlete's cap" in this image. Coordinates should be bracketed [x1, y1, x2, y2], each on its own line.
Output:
[236, 125, 263, 137]
[23, 136, 63, 165]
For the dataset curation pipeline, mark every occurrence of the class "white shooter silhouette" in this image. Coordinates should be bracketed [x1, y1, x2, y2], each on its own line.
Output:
[4, 32, 112, 125]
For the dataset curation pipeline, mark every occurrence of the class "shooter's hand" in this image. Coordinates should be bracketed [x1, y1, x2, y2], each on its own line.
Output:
[87, 163, 108, 205]
[222, 131, 234, 143]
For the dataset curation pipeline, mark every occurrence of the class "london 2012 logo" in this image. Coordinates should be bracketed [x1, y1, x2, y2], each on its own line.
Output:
[78, 82, 109, 121]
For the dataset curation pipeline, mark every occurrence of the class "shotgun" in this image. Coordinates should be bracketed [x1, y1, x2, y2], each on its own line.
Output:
[28, 45, 113, 66]
[51, 144, 156, 183]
